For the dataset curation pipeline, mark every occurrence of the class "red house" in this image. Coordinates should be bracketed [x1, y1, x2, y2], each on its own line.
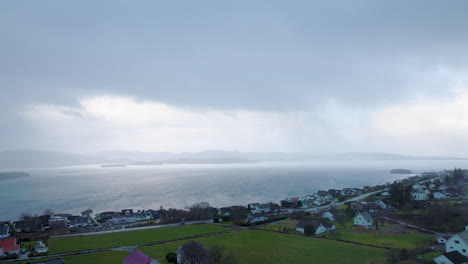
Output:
[0, 237, 20, 256]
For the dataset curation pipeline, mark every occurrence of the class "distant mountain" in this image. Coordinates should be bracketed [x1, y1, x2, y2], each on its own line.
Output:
[0, 149, 466, 169]
[0, 149, 111, 169]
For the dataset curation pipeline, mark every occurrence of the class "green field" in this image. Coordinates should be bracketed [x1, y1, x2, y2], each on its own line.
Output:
[139, 229, 387, 264]
[48, 224, 230, 254]
[328, 221, 433, 249]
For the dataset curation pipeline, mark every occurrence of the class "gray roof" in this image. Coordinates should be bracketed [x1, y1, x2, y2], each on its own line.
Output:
[356, 212, 373, 222]
[296, 220, 321, 229]
[443, 251, 467, 264]
[454, 231, 468, 242]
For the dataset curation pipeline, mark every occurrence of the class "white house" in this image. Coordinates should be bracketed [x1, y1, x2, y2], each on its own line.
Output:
[296, 220, 335, 235]
[245, 214, 267, 223]
[412, 191, 429, 200]
[34, 241, 49, 254]
[434, 251, 467, 264]
[321, 209, 341, 221]
[446, 231, 468, 256]
[434, 192, 447, 199]
[412, 184, 423, 190]
[354, 212, 373, 227]
[381, 191, 390, 197]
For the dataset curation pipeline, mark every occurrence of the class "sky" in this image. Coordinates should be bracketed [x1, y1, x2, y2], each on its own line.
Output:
[1, 0, 468, 156]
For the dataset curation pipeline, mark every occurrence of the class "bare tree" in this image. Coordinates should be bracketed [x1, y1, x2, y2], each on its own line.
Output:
[43, 209, 55, 216]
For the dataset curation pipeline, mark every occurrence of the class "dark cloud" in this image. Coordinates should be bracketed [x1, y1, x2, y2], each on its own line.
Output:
[1, 0, 468, 152]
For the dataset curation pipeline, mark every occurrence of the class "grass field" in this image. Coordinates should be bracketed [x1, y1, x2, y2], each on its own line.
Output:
[329, 222, 433, 249]
[139, 229, 387, 264]
[48, 224, 230, 254]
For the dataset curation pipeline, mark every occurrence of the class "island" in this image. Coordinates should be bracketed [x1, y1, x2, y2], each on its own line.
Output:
[390, 168, 413, 174]
[0, 171, 31, 180]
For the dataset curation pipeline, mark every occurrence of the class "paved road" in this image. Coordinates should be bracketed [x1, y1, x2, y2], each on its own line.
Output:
[50, 219, 213, 238]
[381, 216, 448, 237]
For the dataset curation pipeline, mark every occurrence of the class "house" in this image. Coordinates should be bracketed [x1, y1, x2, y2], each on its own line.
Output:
[354, 212, 373, 227]
[341, 188, 361, 196]
[412, 191, 429, 200]
[107, 216, 137, 225]
[49, 216, 68, 229]
[434, 192, 447, 199]
[14, 220, 43, 233]
[0, 237, 20, 256]
[123, 249, 160, 264]
[296, 220, 336, 235]
[250, 203, 271, 214]
[245, 214, 267, 223]
[367, 198, 387, 209]
[29, 258, 66, 264]
[381, 191, 391, 197]
[434, 251, 467, 264]
[413, 184, 423, 190]
[34, 241, 49, 254]
[328, 189, 341, 197]
[72, 217, 90, 227]
[0, 225, 9, 238]
[446, 231, 468, 256]
[322, 208, 342, 221]
[122, 209, 134, 216]
[177, 241, 209, 264]
[438, 235, 452, 244]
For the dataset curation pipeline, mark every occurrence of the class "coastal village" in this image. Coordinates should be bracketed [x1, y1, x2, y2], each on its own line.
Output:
[0, 169, 466, 264]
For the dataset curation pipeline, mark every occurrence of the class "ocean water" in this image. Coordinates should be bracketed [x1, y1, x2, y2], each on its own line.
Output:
[1, 160, 467, 221]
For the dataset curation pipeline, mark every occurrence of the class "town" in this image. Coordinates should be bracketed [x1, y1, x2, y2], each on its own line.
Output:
[0, 168, 466, 264]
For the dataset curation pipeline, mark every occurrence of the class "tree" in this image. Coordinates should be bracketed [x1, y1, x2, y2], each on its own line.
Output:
[81, 208, 93, 217]
[166, 252, 177, 263]
[336, 214, 347, 229]
[304, 224, 316, 236]
[328, 228, 340, 240]
[43, 209, 54, 216]
[344, 204, 354, 219]
[296, 200, 303, 208]
[19, 212, 33, 221]
[208, 244, 238, 264]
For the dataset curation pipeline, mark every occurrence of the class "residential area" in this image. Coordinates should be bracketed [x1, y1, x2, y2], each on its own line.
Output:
[0, 168, 466, 264]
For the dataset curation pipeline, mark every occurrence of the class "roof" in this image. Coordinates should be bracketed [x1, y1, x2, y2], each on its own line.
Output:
[452, 231, 468, 242]
[296, 220, 321, 229]
[356, 212, 373, 222]
[0, 238, 20, 253]
[29, 258, 66, 264]
[0, 225, 9, 236]
[123, 249, 160, 264]
[322, 222, 335, 228]
[14, 220, 43, 232]
[443, 251, 467, 264]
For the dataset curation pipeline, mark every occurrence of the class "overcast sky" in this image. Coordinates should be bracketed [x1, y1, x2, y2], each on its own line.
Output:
[1, 0, 468, 156]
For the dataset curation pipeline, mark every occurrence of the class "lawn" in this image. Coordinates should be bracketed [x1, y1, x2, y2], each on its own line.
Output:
[330, 222, 433, 249]
[256, 224, 297, 234]
[48, 224, 230, 254]
[139, 229, 387, 264]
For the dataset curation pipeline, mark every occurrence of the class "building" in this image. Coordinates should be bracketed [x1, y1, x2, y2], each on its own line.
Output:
[412, 191, 429, 201]
[34, 241, 49, 254]
[354, 212, 373, 227]
[438, 235, 452, 244]
[434, 192, 447, 199]
[0, 237, 20, 256]
[446, 231, 468, 256]
[49, 216, 68, 229]
[14, 220, 43, 233]
[0, 224, 9, 238]
[177, 241, 209, 264]
[321, 208, 342, 221]
[434, 251, 467, 264]
[123, 249, 160, 264]
[245, 214, 267, 223]
[296, 220, 336, 235]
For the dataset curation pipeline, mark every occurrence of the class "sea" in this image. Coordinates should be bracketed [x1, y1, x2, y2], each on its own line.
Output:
[1, 160, 467, 221]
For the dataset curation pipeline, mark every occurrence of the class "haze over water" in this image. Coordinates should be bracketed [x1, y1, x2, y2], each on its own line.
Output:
[1, 159, 467, 221]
